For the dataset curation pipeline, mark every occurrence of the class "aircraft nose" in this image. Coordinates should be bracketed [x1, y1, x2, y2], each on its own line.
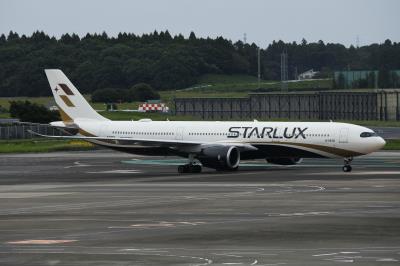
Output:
[375, 137, 386, 150]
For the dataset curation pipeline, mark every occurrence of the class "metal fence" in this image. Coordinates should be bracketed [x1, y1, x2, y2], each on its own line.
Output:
[175, 89, 400, 121]
[0, 123, 64, 140]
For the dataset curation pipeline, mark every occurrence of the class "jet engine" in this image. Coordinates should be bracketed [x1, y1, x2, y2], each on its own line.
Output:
[198, 146, 240, 170]
[266, 157, 303, 165]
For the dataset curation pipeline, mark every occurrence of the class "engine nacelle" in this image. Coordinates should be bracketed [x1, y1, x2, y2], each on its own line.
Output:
[266, 157, 303, 165]
[198, 146, 240, 170]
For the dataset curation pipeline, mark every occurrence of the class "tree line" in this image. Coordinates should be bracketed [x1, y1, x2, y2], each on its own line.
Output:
[0, 31, 400, 97]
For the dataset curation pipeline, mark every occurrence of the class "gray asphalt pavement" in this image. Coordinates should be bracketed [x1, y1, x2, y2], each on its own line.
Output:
[0, 150, 399, 265]
[372, 127, 400, 139]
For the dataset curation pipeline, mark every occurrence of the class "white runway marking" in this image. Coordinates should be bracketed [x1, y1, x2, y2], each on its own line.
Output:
[308, 171, 400, 175]
[86, 170, 142, 174]
[327, 259, 354, 263]
[312, 253, 338, 257]
[213, 253, 243, 258]
[266, 211, 332, 217]
[109, 221, 206, 229]
[7, 240, 77, 245]
[0, 192, 74, 199]
[340, 251, 360, 254]
[64, 161, 92, 169]
[376, 258, 398, 262]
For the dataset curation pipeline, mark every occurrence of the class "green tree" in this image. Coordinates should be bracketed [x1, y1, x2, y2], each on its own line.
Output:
[91, 88, 127, 103]
[9, 100, 60, 123]
[127, 83, 160, 102]
[1, 30, 400, 97]
[189, 31, 197, 41]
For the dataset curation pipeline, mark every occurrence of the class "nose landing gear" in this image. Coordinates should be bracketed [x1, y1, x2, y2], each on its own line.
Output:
[342, 157, 353, 172]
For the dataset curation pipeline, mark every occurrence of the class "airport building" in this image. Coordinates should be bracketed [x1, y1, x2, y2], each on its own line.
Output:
[334, 70, 400, 89]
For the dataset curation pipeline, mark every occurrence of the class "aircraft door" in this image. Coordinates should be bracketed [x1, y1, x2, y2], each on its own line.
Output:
[175, 127, 184, 140]
[339, 128, 349, 143]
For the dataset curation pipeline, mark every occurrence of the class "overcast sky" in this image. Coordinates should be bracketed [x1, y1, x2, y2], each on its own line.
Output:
[1, 0, 399, 47]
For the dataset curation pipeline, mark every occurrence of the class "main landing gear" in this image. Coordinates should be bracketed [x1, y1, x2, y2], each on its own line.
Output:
[342, 157, 353, 172]
[178, 154, 202, 173]
[178, 164, 202, 173]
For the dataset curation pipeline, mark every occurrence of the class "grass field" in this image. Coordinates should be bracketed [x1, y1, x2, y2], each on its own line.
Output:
[100, 111, 196, 121]
[0, 139, 95, 153]
[0, 96, 54, 110]
[0, 113, 10, 118]
[382, 139, 400, 150]
[174, 74, 333, 95]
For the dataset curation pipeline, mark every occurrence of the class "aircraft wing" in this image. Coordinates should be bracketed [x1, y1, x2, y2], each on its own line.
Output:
[28, 130, 257, 151]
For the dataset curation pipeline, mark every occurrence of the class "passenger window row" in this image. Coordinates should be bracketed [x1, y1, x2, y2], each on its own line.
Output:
[305, 134, 330, 137]
[112, 131, 173, 136]
[189, 132, 230, 136]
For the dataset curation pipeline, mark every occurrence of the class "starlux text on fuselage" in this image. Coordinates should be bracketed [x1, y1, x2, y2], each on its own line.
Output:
[227, 127, 308, 139]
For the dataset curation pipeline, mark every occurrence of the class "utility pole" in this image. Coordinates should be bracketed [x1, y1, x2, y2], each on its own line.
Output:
[281, 51, 288, 92]
[347, 64, 351, 89]
[257, 47, 261, 89]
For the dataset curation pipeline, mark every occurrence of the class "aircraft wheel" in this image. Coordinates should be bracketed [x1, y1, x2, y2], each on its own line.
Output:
[178, 165, 186, 173]
[342, 165, 352, 172]
[192, 165, 202, 173]
[178, 164, 201, 173]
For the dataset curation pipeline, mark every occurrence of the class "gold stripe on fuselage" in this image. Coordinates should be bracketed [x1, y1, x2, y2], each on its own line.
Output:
[253, 142, 364, 157]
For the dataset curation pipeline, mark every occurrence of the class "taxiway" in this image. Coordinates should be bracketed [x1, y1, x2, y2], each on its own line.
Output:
[0, 151, 399, 265]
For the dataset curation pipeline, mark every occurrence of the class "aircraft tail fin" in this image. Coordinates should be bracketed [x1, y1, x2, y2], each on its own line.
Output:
[45, 69, 108, 122]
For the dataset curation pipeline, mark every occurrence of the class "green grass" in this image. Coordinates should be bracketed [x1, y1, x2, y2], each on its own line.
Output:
[197, 74, 261, 84]
[158, 75, 334, 106]
[383, 139, 400, 150]
[0, 139, 95, 153]
[336, 120, 400, 127]
[100, 111, 196, 121]
[0, 96, 55, 110]
[0, 113, 10, 118]
[187, 74, 333, 92]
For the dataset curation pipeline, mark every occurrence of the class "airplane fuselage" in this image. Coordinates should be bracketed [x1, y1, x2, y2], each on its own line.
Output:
[78, 120, 385, 159]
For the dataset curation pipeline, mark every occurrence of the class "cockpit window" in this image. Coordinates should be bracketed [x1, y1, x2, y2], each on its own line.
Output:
[360, 132, 378, 138]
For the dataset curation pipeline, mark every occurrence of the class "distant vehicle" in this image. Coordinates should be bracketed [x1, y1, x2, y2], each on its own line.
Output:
[298, 69, 319, 80]
[32, 69, 386, 173]
[48, 105, 59, 111]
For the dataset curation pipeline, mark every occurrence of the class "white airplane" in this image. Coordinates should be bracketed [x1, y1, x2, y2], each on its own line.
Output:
[33, 69, 386, 173]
